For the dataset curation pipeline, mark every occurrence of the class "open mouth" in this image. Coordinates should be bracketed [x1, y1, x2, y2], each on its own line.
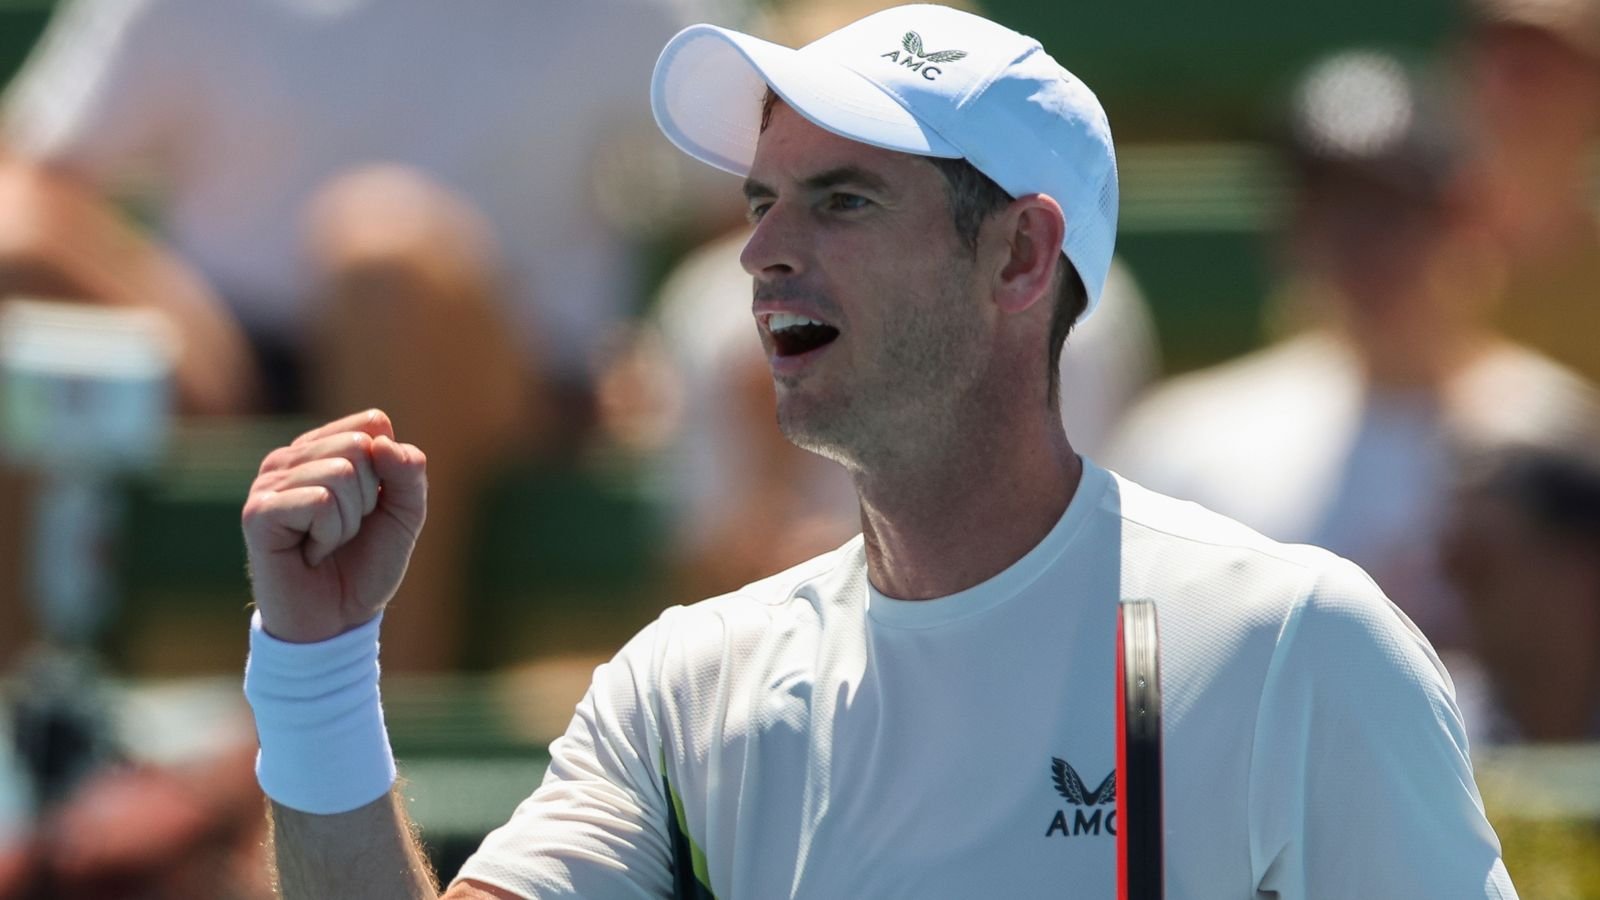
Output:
[766, 312, 840, 357]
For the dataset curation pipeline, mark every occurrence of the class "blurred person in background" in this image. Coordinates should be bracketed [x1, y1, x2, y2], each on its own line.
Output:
[0, 745, 273, 899]
[624, 0, 1158, 601]
[1105, 49, 1592, 666]
[0, 0, 703, 671]
[1442, 390, 1600, 743]
[1460, 0, 1600, 386]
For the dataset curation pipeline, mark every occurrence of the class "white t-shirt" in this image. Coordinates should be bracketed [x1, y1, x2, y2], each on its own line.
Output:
[2, 0, 691, 375]
[455, 460, 1515, 899]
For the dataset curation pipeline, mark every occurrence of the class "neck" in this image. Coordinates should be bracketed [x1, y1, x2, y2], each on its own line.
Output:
[1335, 268, 1498, 390]
[1352, 326, 1493, 390]
[854, 408, 1081, 601]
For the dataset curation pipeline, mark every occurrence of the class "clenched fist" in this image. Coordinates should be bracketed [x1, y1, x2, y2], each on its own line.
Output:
[241, 410, 427, 644]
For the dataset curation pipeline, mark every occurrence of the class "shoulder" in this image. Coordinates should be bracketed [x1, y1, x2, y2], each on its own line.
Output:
[669, 534, 866, 621]
[1106, 468, 1432, 684]
[1109, 468, 1341, 583]
[1278, 552, 1451, 697]
[1104, 474, 1462, 736]
[1450, 340, 1600, 448]
[590, 538, 864, 763]
[623, 537, 867, 680]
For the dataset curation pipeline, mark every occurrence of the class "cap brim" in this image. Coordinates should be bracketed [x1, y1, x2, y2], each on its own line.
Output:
[651, 24, 962, 178]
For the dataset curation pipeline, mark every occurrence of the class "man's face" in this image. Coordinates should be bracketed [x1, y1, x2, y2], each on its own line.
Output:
[740, 101, 992, 468]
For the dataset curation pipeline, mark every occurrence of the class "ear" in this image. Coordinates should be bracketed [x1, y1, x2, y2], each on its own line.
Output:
[986, 194, 1067, 315]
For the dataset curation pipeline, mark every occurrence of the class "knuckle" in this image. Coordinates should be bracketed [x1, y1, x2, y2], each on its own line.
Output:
[258, 446, 292, 474]
[240, 495, 267, 528]
[252, 468, 283, 492]
[308, 490, 340, 536]
[241, 492, 284, 535]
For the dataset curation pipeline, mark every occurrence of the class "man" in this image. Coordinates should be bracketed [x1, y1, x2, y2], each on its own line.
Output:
[240, 6, 1517, 898]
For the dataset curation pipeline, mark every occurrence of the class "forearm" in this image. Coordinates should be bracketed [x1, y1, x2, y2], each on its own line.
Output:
[269, 788, 439, 900]
[244, 608, 434, 897]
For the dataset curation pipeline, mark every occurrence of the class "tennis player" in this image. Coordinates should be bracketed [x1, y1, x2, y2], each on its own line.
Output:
[240, 5, 1519, 897]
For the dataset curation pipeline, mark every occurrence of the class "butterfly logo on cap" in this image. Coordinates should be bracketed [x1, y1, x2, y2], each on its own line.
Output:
[880, 31, 967, 80]
[901, 31, 967, 63]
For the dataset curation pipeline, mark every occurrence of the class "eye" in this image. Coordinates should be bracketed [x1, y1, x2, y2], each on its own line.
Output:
[826, 193, 871, 213]
[746, 201, 773, 223]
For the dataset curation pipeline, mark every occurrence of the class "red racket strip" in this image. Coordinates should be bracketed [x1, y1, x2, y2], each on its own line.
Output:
[1116, 599, 1163, 900]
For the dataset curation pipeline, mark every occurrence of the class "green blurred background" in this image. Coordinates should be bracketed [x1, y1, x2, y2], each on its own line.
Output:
[2, 0, 1595, 892]
[0, 0, 1477, 669]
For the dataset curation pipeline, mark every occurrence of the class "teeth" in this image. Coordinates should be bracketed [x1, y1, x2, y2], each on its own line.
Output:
[768, 312, 825, 332]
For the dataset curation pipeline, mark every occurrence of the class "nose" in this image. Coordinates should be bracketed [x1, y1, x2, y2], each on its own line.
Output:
[739, 202, 804, 281]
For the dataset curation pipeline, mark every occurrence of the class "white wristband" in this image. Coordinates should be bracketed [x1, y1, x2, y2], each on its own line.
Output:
[243, 611, 397, 814]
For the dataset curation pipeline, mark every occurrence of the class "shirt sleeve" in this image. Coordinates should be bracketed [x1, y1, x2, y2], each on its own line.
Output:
[452, 620, 674, 899]
[1, 0, 189, 183]
[1248, 556, 1518, 898]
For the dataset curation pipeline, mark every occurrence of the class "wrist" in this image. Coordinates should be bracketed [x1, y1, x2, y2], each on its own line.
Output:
[255, 607, 376, 645]
[243, 610, 396, 814]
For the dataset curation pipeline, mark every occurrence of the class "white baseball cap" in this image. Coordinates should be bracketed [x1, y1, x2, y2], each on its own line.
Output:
[650, 3, 1120, 318]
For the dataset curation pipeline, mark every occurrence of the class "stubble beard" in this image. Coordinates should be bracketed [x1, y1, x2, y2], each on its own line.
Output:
[774, 272, 989, 477]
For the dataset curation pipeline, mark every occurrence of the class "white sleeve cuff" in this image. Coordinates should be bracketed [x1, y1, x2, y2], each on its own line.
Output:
[243, 611, 397, 815]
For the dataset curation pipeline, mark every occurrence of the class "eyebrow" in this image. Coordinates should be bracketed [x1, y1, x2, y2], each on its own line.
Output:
[742, 165, 893, 201]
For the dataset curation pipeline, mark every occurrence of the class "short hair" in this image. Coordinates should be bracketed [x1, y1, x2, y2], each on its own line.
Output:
[760, 90, 1087, 408]
[924, 156, 1087, 408]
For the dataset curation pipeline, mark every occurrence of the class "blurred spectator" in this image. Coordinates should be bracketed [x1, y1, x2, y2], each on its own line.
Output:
[0, 745, 271, 899]
[1442, 391, 1600, 743]
[1105, 50, 1590, 659]
[0, 650, 277, 898]
[1461, 0, 1600, 384]
[0, 0, 701, 670]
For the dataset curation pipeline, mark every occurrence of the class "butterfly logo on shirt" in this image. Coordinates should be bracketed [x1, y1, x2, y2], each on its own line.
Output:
[1052, 757, 1115, 806]
[1045, 757, 1117, 838]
